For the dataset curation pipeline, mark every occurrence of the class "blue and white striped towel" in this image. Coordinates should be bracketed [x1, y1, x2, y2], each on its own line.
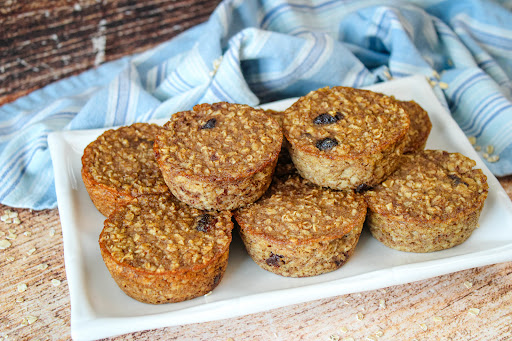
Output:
[1, 0, 512, 210]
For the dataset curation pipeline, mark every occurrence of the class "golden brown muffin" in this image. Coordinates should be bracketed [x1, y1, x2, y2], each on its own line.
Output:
[81, 123, 169, 217]
[263, 109, 296, 178]
[399, 100, 432, 154]
[364, 150, 488, 253]
[234, 176, 367, 277]
[154, 102, 282, 210]
[283, 86, 410, 191]
[99, 193, 233, 304]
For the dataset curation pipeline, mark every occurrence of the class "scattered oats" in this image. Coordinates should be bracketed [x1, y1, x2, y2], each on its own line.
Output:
[383, 70, 392, 79]
[366, 336, 377, 341]
[26, 315, 38, 324]
[26, 248, 36, 256]
[1, 215, 9, 222]
[51, 279, 61, 287]
[468, 136, 477, 145]
[17, 283, 28, 292]
[379, 299, 386, 308]
[356, 312, 364, 321]
[488, 154, 500, 163]
[432, 70, 441, 79]
[375, 330, 384, 337]
[8, 229, 15, 234]
[340, 326, 348, 334]
[49, 229, 56, 237]
[36, 263, 48, 270]
[23, 231, 31, 237]
[464, 281, 473, 289]
[7, 211, 18, 219]
[439, 82, 449, 89]
[16, 297, 24, 303]
[356, 293, 362, 298]
[0, 239, 12, 249]
[20, 318, 29, 327]
[433, 316, 443, 322]
[329, 335, 340, 341]
[6, 256, 15, 262]
[483, 153, 489, 159]
[0, 231, 4, 237]
[468, 308, 480, 316]
[474, 145, 481, 151]
[429, 79, 438, 87]
[6, 233, 16, 240]
[486, 145, 494, 154]
[419, 323, 428, 331]
[226, 338, 234, 341]
[343, 338, 355, 341]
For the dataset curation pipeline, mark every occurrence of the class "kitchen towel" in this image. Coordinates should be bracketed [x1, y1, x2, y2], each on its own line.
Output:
[1, 0, 511, 209]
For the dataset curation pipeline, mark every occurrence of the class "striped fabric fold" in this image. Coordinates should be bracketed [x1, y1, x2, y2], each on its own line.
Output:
[1, 0, 511, 209]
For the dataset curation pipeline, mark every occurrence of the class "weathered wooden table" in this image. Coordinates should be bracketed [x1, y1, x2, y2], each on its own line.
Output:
[1, 176, 511, 340]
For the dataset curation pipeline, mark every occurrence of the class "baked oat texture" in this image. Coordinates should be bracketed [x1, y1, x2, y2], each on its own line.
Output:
[364, 150, 488, 253]
[81, 123, 169, 217]
[154, 102, 282, 210]
[399, 100, 432, 154]
[99, 193, 233, 304]
[235, 176, 367, 277]
[263, 109, 297, 178]
[283, 86, 410, 190]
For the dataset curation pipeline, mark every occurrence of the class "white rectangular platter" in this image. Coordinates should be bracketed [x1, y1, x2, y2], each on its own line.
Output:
[48, 75, 512, 340]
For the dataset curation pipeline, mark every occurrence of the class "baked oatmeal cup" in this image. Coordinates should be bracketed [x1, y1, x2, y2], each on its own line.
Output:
[264, 109, 296, 178]
[364, 150, 488, 253]
[81, 123, 169, 217]
[99, 193, 233, 304]
[154, 102, 282, 210]
[399, 100, 432, 154]
[283, 86, 410, 191]
[234, 175, 367, 277]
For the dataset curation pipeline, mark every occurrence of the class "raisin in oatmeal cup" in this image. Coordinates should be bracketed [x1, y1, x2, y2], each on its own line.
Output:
[364, 150, 488, 253]
[99, 193, 233, 304]
[283, 87, 410, 191]
[81, 123, 169, 217]
[154, 102, 282, 210]
[234, 175, 366, 277]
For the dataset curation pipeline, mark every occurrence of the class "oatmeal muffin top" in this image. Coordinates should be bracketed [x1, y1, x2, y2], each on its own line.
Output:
[235, 176, 367, 244]
[100, 193, 233, 273]
[154, 102, 282, 180]
[283, 86, 410, 159]
[364, 150, 488, 223]
[399, 100, 432, 154]
[82, 123, 169, 197]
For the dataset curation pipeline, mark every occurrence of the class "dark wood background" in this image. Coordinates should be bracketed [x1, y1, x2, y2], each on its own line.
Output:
[0, 0, 221, 105]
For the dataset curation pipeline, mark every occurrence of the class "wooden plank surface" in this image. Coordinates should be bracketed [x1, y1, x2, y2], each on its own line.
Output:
[0, 0, 221, 105]
[1, 176, 511, 340]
